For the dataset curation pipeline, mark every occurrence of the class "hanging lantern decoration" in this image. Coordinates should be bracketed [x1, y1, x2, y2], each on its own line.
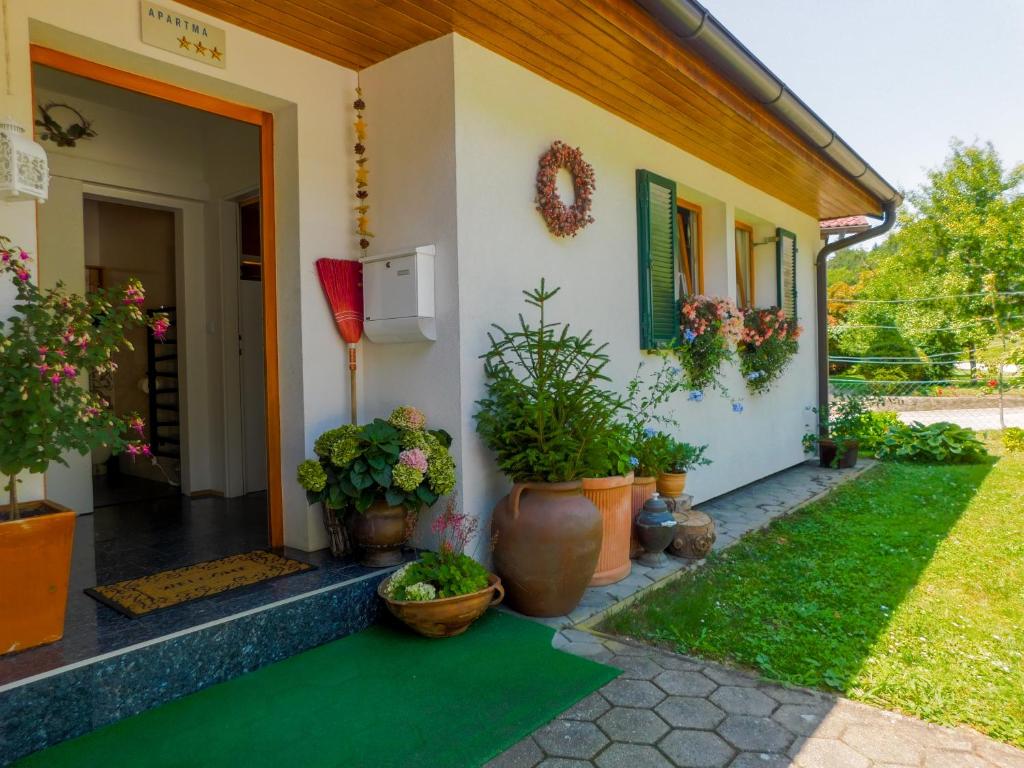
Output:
[0, 118, 49, 202]
[353, 87, 372, 253]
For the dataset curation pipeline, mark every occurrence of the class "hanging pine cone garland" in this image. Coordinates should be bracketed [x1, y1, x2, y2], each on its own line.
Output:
[535, 141, 596, 238]
[353, 86, 373, 252]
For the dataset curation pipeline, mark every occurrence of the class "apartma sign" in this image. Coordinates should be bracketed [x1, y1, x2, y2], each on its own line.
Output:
[140, 1, 226, 69]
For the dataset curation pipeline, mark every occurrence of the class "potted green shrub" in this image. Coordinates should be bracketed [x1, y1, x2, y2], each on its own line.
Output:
[297, 406, 455, 566]
[475, 280, 624, 617]
[654, 436, 710, 497]
[0, 237, 165, 654]
[803, 394, 869, 469]
[379, 501, 503, 638]
[582, 421, 635, 586]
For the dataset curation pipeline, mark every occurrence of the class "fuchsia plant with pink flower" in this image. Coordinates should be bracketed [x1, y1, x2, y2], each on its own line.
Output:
[0, 235, 170, 519]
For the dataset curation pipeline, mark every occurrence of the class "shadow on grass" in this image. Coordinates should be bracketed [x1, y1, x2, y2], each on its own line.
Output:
[601, 458, 995, 694]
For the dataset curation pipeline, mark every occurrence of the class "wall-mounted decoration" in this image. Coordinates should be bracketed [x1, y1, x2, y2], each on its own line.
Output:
[0, 119, 49, 202]
[35, 103, 97, 148]
[353, 85, 373, 254]
[140, 1, 226, 68]
[535, 140, 595, 238]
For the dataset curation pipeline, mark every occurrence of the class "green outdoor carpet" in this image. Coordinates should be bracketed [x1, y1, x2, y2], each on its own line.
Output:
[17, 611, 618, 768]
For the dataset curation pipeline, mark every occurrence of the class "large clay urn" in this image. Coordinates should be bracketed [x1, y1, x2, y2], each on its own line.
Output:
[491, 481, 602, 617]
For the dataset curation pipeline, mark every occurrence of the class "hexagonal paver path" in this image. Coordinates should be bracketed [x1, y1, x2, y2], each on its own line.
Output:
[485, 635, 1024, 768]
[486, 462, 1024, 768]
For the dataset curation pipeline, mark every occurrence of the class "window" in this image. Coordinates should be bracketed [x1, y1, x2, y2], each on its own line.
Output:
[734, 220, 754, 308]
[636, 169, 678, 349]
[776, 227, 798, 319]
[677, 200, 703, 297]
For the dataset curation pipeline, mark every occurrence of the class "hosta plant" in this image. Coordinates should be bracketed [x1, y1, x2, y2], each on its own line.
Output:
[297, 406, 455, 514]
[0, 236, 167, 519]
[738, 307, 801, 395]
[874, 421, 989, 464]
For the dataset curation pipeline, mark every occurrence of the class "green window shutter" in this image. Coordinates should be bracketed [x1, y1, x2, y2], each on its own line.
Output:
[636, 169, 678, 349]
[776, 227, 798, 320]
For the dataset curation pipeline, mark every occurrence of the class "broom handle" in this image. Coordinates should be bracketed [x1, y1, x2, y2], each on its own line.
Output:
[348, 344, 358, 425]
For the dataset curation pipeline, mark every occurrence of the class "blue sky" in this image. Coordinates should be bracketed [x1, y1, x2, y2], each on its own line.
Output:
[701, 0, 1024, 198]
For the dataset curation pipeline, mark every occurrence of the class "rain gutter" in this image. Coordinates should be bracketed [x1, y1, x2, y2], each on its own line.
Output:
[636, 0, 903, 413]
[635, 0, 903, 212]
[815, 202, 898, 416]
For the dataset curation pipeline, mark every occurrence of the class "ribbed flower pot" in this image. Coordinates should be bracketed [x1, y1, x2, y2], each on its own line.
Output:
[582, 473, 634, 586]
[630, 476, 657, 558]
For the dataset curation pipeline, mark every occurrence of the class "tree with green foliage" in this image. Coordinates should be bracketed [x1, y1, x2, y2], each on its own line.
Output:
[828, 140, 1024, 384]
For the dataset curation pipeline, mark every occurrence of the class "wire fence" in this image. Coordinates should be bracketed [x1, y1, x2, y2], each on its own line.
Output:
[830, 377, 1024, 431]
[827, 285, 1024, 431]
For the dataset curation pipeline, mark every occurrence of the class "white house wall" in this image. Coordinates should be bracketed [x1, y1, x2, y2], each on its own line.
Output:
[449, 36, 822, 556]
[0, 0, 358, 550]
[358, 37, 464, 544]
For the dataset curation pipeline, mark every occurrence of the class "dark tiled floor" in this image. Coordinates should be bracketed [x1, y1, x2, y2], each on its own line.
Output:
[92, 473, 179, 509]
[0, 489, 386, 687]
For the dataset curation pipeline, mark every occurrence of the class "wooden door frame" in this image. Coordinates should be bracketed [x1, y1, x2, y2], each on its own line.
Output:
[30, 45, 284, 547]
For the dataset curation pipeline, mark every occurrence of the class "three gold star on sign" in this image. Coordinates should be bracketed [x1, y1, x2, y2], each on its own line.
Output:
[176, 37, 220, 60]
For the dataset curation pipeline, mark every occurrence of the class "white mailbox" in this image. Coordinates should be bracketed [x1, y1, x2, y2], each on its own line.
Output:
[360, 245, 437, 343]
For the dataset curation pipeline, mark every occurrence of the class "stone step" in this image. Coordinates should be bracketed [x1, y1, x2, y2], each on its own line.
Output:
[0, 561, 400, 766]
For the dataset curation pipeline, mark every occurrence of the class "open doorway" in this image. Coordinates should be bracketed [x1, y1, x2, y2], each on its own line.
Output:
[31, 52, 279, 592]
[85, 200, 181, 508]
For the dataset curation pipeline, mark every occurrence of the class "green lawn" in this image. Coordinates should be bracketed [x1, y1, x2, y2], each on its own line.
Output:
[601, 452, 1024, 746]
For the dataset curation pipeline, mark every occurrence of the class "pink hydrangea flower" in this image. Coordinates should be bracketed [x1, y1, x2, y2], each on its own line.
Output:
[398, 448, 428, 473]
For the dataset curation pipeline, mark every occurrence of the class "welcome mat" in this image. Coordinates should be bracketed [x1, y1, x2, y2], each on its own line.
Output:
[85, 550, 315, 618]
[15, 611, 619, 768]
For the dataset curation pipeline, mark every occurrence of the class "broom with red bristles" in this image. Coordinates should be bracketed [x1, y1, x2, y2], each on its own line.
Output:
[315, 258, 364, 424]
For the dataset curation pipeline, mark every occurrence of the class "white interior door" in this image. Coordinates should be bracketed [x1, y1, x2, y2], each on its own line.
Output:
[238, 279, 267, 493]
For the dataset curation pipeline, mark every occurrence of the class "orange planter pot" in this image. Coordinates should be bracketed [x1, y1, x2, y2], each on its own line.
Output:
[657, 472, 688, 498]
[582, 473, 634, 586]
[630, 476, 657, 558]
[0, 500, 76, 655]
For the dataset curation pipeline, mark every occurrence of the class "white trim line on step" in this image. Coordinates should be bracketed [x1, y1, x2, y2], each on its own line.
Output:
[0, 566, 398, 694]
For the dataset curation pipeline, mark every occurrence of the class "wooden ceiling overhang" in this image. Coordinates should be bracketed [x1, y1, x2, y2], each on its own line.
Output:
[178, 0, 883, 219]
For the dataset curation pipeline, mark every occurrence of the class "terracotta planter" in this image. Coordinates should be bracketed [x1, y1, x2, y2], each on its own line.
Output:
[379, 572, 504, 638]
[350, 501, 409, 567]
[0, 500, 76, 655]
[630, 476, 657, 558]
[582, 473, 634, 586]
[819, 439, 859, 469]
[491, 480, 602, 617]
[657, 472, 688, 498]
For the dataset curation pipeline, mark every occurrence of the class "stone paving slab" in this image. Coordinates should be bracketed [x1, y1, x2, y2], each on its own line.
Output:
[486, 460, 1024, 768]
[486, 634, 1024, 768]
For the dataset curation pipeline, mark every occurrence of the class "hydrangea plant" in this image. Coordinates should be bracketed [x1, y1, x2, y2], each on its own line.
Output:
[297, 406, 455, 515]
[0, 237, 167, 520]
